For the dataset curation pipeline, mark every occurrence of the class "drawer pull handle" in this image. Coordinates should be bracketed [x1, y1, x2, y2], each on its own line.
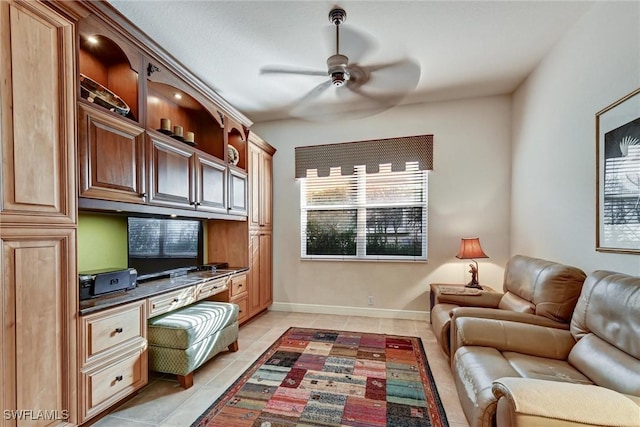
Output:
[114, 327, 123, 333]
[172, 298, 180, 303]
[115, 375, 123, 382]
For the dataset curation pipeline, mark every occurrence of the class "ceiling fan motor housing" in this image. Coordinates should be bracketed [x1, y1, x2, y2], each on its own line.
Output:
[327, 54, 349, 87]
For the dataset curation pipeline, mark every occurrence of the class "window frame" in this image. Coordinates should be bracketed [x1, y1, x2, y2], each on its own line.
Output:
[300, 164, 428, 262]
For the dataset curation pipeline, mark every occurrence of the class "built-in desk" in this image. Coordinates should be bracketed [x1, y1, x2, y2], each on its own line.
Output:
[79, 267, 249, 316]
[77, 267, 248, 424]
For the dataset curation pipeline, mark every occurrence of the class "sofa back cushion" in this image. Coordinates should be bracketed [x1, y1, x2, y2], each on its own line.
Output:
[569, 271, 640, 396]
[571, 270, 640, 360]
[500, 255, 586, 323]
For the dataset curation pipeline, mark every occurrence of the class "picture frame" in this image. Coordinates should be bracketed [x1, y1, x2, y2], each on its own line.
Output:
[596, 88, 640, 253]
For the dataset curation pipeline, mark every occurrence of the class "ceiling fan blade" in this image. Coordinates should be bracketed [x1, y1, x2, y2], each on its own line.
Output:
[260, 66, 327, 77]
[291, 80, 332, 108]
[322, 25, 378, 64]
[358, 58, 421, 94]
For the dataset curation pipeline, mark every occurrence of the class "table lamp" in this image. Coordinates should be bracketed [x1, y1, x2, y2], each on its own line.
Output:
[456, 237, 489, 289]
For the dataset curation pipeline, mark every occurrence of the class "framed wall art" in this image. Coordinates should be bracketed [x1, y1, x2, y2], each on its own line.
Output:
[596, 88, 640, 253]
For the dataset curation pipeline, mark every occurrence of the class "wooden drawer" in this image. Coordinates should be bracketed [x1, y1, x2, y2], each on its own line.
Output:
[81, 301, 145, 365]
[81, 347, 147, 422]
[232, 294, 249, 324]
[196, 277, 228, 300]
[230, 273, 247, 298]
[148, 286, 196, 317]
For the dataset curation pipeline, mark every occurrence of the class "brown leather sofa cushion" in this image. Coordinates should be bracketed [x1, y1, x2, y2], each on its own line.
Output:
[502, 255, 586, 323]
[571, 270, 640, 358]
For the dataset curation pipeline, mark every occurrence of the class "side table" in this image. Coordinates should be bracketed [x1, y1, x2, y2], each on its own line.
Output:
[429, 283, 497, 323]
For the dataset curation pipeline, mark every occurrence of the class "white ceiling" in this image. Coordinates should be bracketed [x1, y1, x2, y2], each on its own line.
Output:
[108, 0, 594, 124]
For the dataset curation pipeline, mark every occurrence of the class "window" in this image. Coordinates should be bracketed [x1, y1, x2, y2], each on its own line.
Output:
[128, 217, 200, 258]
[301, 163, 427, 261]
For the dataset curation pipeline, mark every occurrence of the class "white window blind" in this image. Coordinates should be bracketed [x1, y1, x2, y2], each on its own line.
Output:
[301, 163, 427, 261]
[128, 218, 199, 258]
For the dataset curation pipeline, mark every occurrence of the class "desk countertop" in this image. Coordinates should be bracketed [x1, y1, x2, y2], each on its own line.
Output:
[79, 267, 249, 316]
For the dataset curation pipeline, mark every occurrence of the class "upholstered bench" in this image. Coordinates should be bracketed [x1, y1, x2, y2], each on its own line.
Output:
[147, 301, 239, 389]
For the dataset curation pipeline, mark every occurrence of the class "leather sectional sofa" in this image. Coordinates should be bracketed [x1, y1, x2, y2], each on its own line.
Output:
[452, 270, 640, 427]
[432, 255, 586, 358]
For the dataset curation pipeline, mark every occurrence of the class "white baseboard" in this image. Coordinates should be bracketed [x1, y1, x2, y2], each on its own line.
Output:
[270, 302, 429, 322]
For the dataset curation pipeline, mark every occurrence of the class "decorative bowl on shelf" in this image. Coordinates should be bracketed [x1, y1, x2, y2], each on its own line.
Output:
[79, 73, 130, 116]
[228, 145, 239, 166]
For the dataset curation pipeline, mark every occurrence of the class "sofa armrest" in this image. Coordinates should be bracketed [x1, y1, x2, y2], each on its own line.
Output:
[492, 377, 640, 427]
[435, 290, 502, 308]
[451, 307, 571, 329]
[453, 317, 575, 360]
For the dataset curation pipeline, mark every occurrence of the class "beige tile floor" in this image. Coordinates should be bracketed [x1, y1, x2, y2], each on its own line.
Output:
[93, 311, 470, 427]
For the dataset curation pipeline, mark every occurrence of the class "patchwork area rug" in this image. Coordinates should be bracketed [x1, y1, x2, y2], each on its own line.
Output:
[192, 327, 449, 427]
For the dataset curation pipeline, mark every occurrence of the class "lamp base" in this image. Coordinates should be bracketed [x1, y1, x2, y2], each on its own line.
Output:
[465, 281, 483, 290]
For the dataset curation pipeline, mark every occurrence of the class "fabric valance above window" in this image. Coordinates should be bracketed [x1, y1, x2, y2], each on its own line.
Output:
[295, 134, 434, 178]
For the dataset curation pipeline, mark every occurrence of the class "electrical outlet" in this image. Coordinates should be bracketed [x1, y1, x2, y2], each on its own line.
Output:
[368, 296, 374, 305]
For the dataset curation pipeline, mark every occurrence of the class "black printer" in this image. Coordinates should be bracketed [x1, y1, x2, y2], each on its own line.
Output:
[79, 267, 137, 300]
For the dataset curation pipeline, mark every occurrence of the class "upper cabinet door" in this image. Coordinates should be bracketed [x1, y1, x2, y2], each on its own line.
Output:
[147, 133, 195, 209]
[228, 168, 248, 216]
[0, 0, 76, 224]
[261, 151, 273, 228]
[195, 154, 227, 213]
[249, 137, 275, 228]
[78, 104, 146, 204]
[249, 145, 262, 228]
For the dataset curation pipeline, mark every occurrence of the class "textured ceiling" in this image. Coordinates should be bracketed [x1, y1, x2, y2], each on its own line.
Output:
[108, 1, 594, 123]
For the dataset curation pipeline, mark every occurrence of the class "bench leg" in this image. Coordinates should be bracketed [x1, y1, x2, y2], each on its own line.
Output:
[229, 340, 239, 352]
[177, 372, 194, 389]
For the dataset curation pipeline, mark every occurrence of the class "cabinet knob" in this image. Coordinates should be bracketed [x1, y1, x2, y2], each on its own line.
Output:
[140, 192, 147, 198]
[115, 375, 123, 382]
[172, 298, 180, 303]
[114, 327, 123, 333]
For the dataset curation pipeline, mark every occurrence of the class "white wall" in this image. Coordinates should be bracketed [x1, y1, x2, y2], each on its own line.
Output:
[511, 1, 640, 274]
[254, 95, 511, 318]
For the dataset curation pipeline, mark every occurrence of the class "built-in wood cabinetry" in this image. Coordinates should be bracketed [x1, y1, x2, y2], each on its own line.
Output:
[78, 301, 147, 423]
[0, 1, 78, 425]
[75, 8, 250, 220]
[2, 0, 274, 424]
[248, 134, 276, 317]
[0, 0, 77, 226]
[208, 133, 275, 324]
[147, 133, 229, 214]
[78, 104, 147, 204]
[249, 137, 274, 229]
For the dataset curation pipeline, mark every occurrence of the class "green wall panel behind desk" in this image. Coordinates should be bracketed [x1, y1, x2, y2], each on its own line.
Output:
[78, 212, 209, 273]
[78, 212, 127, 272]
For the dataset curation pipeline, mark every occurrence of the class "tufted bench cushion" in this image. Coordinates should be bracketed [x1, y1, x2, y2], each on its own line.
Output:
[148, 301, 239, 388]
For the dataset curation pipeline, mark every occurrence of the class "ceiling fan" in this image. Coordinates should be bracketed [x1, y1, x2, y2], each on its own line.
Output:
[260, 7, 421, 121]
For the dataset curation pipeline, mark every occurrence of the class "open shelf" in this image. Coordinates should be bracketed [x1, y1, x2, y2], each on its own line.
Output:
[78, 34, 139, 121]
[227, 129, 246, 171]
[146, 80, 225, 161]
